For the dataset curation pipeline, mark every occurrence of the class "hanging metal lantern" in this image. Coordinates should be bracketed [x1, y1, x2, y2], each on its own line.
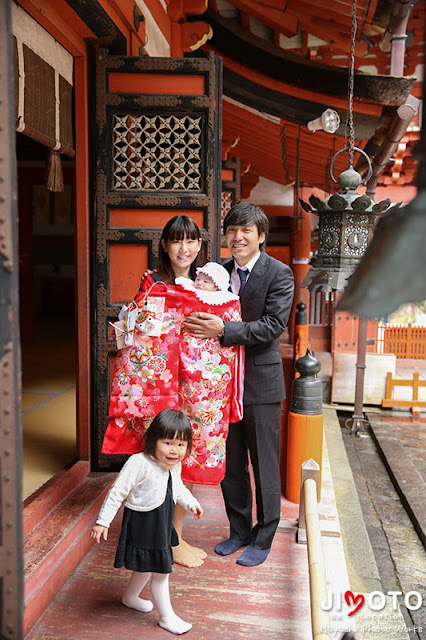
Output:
[300, 147, 397, 293]
[337, 42, 426, 318]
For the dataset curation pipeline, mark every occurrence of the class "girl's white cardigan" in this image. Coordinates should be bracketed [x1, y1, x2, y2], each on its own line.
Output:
[96, 452, 201, 528]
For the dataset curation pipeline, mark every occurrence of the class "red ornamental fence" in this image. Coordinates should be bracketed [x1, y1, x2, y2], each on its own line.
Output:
[377, 322, 426, 360]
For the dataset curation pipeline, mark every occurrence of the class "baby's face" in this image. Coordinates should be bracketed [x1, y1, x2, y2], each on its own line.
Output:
[194, 273, 219, 291]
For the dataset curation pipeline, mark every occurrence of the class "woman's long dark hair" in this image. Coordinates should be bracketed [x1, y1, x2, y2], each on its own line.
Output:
[143, 409, 193, 457]
[157, 216, 202, 284]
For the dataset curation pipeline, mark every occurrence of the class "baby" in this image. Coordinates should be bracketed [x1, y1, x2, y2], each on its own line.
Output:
[183, 262, 230, 293]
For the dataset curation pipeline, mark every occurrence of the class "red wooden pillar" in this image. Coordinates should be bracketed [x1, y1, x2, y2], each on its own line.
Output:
[74, 54, 91, 461]
[289, 210, 311, 343]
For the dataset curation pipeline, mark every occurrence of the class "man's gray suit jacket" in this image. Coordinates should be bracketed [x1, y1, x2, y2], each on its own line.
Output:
[222, 251, 294, 406]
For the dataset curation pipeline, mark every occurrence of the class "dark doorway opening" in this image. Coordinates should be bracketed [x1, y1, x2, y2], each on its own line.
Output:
[16, 133, 77, 499]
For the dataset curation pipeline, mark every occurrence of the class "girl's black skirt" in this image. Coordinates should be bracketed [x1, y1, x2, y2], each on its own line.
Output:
[114, 472, 179, 574]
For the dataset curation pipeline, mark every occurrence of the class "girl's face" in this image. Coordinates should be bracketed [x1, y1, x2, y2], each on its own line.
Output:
[155, 436, 188, 467]
[161, 234, 201, 278]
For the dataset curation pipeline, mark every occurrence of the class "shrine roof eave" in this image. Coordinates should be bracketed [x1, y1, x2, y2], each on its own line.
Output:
[202, 10, 416, 107]
[222, 67, 382, 140]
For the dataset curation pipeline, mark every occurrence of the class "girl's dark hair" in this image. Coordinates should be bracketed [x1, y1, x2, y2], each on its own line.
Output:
[143, 409, 193, 457]
[223, 202, 269, 250]
[157, 216, 202, 284]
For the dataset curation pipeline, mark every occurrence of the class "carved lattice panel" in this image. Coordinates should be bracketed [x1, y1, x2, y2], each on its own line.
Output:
[221, 190, 232, 224]
[113, 114, 203, 190]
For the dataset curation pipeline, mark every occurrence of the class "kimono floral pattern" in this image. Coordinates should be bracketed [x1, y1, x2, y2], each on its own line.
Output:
[102, 276, 244, 485]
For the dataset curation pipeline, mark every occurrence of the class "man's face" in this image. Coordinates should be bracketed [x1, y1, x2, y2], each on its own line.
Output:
[225, 224, 265, 266]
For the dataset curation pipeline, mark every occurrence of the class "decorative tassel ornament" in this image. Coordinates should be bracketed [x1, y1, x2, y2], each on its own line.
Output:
[46, 149, 64, 192]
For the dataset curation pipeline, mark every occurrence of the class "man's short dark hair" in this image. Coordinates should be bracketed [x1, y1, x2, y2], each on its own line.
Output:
[223, 202, 269, 250]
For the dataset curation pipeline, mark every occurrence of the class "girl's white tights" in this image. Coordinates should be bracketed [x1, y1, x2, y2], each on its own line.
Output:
[122, 572, 192, 635]
[150, 573, 192, 635]
[122, 571, 153, 612]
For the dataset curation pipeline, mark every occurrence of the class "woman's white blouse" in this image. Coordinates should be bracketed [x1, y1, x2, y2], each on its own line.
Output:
[96, 452, 201, 528]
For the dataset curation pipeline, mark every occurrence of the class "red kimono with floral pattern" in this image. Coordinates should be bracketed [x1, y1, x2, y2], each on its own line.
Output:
[101, 275, 244, 485]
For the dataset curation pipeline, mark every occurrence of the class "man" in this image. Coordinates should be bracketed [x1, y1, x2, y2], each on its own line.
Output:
[185, 202, 294, 567]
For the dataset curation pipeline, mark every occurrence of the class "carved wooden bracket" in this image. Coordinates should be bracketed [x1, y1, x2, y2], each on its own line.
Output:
[180, 22, 213, 52]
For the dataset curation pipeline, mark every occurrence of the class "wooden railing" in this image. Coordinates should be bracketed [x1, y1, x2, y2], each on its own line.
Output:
[297, 460, 356, 640]
[382, 371, 426, 416]
[377, 322, 426, 359]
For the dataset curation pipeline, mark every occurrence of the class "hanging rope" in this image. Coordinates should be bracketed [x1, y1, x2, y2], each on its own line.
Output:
[346, 0, 357, 165]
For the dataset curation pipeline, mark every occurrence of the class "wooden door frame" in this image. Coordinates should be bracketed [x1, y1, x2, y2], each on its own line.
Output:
[0, 3, 24, 638]
[90, 49, 223, 470]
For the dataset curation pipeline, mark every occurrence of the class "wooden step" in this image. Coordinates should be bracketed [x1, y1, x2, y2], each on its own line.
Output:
[23, 464, 115, 637]
[23, 461, 90, 536]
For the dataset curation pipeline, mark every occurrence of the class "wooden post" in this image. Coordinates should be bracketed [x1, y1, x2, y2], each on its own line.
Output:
[407, 322, 412, 359]
[297, 459, 320, 544]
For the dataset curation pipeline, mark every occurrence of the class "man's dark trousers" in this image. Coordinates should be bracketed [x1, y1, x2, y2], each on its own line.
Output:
[221, 403, 282, 549]
[220, 251, 294, 551]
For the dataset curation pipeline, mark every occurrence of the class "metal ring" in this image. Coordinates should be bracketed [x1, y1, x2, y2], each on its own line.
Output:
[330, 146, 373, 185]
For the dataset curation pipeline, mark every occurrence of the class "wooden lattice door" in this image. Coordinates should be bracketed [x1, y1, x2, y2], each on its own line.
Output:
[91, 49, 223, 469]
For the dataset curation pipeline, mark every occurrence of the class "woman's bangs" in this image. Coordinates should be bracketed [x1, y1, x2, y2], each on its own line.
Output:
[168, 218, 200, 242]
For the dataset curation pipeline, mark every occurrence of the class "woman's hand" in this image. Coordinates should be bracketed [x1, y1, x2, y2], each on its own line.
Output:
[184, 312, 224, 339]
[91, 524, 108, 543]
[142, 268, 157, 278]
[191, 505, 204, 520]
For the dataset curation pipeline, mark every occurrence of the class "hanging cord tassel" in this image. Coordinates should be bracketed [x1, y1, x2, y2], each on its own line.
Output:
[46, 149, 64, 192]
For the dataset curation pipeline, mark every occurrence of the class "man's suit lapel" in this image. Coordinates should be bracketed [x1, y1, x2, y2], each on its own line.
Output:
[241, 252, 268, 301]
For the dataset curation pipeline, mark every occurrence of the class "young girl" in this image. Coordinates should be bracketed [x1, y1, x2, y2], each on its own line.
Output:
[91, 409, 203, 635]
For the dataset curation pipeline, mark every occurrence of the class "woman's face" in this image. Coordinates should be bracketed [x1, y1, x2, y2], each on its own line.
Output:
[161, 234, 201, 278]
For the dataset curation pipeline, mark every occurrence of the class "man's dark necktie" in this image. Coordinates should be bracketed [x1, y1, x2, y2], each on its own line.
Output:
[237, 268, 248, 296]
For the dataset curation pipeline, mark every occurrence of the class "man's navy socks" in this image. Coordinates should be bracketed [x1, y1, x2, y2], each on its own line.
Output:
[214, 538, 247, 556]
[236, 546, 270, 566]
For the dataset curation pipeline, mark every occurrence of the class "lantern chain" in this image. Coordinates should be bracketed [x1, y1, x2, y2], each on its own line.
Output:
[346, 0, 357, 165]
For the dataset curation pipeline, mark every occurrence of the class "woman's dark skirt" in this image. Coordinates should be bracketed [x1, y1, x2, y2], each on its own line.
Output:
[114, 472, 178, 574]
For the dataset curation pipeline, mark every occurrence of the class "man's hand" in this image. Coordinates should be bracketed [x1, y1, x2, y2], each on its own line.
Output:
[184, 312, 224, 339]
